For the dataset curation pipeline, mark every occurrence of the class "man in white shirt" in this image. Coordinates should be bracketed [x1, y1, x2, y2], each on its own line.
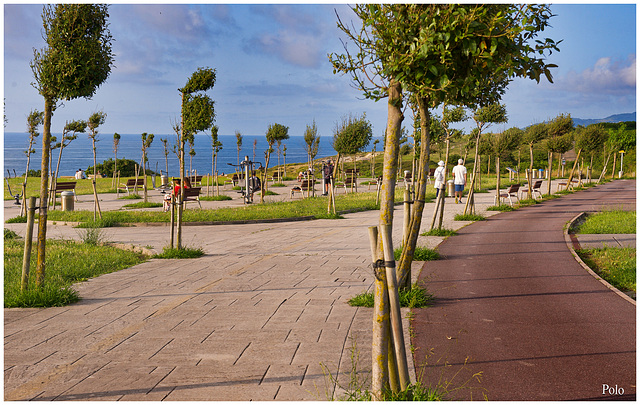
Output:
[452, 159, 467, 203]
[433, 160, 445, 197]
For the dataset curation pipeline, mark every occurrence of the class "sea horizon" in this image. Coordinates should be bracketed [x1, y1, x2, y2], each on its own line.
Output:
[4, 132, 378, 178]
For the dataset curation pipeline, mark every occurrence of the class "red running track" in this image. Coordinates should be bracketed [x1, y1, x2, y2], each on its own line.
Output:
[411, 180, 635, 401]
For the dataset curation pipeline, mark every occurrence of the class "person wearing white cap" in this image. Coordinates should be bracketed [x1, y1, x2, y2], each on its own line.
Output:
[452, 158, 467, 203]
[433, 160, 446, 197]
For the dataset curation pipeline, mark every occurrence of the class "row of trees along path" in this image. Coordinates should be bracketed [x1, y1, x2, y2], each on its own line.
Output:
[330, 4, 560, 398]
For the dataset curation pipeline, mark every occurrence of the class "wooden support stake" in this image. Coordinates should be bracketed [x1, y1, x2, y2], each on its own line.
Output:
[21, 196, 37, 291]
[379, 224, 410, 391]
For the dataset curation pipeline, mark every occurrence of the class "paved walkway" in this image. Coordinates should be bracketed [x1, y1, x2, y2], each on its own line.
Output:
[411, 179, 636, 401]
[4, 179, 635, 400]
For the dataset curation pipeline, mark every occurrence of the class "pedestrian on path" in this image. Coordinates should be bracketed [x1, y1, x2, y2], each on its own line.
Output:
[434, 160, 445, 197]
[452, 158, 467, 203]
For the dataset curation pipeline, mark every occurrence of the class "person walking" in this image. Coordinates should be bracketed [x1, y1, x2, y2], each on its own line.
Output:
[433, 160, 446, 197]
[452, 158, 467, 203]
[323, 160, 334, 196]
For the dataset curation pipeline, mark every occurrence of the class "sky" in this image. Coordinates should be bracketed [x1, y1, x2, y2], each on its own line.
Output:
[2, 3, 637, 139]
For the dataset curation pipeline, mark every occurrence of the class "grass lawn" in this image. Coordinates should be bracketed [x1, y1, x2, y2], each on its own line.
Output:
[576, 210, 636, 234]
[4, 236, 148, 308]
[577, 247, 636, 294]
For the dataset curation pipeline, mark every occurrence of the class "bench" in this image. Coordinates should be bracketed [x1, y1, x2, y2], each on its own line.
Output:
[51, 181, 77, 209]
[343, 175, 358, 193]
[556, 179, 579, 191]
[230, 173, 245, 187]
[188, 175, 203, 186]
[521, 179, 543, 199]
[291, 179, 315, 198]
[118, 178, 145, 195]
[497, 184, 520, 206]
[272, 171, 284, 182]
[182, 187, 202, 209]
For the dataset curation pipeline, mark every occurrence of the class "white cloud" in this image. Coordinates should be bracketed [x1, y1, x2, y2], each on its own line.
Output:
[560, 54, 636, 95]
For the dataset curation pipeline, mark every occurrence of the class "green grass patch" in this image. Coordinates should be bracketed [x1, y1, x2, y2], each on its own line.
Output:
[394, 246, 440, 261]
[264, 190, 278, 196]
[75, 217, 120, 228]
[153, 246, 205, 259]
[4, 238, 147, 307]
[118, 193, 142, 199]
[487, 204, 516, 212]
[348, 283, 434, 308]
[454, 213, 486, 221]
[576, 247, 636, 293]
[6, 215, 27, 223]
[577, 210, 636, 234]
[122, 201, 163, 209]
[46, 190, 387, 224]
[199, 195, 233, 201]
[517, 198, 540, 207]
[421, 228, 457, 237]
[271, 182, 286, 187]
[5, 228, 19, 240]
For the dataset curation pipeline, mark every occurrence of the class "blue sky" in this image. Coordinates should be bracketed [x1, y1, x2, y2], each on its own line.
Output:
[3, 3, 636, 138]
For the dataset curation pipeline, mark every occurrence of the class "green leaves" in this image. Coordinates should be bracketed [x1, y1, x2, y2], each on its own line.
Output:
[266, 123, 289, 146]
[332, 113, 372, 155]
[31, 4, 114, 102]
[179, 67, 216, 94]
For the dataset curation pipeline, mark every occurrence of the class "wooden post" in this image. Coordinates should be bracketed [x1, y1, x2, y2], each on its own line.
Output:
[403, 188, 411, 248]
[368, 226, 390, 399]
[170, 194, 176, 249]
[379, 224, 410, 391]
[21, 196, 37, 291]
[565, 149, 582, 190]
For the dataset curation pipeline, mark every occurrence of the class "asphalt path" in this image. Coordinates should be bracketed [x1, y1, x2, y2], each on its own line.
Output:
[411, 179, 636, 400]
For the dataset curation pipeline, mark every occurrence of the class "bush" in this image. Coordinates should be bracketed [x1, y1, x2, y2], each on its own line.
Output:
[88, 158, 158, 178]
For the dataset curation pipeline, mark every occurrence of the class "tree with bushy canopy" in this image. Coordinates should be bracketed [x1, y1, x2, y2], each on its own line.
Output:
[543, 113, 573, 193]
[30, 4, 114, 288]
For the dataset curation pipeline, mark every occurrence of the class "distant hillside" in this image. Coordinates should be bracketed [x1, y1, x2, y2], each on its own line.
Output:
[572, 112, 636, 127]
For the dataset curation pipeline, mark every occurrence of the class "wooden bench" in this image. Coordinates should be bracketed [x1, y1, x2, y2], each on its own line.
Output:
[343, 176, 358, 193]
[521, 179, 543, 199]
[230, 173, 245, 187]
[291, 179, 315, 198]
[118, 178, 145, 195]
[557, 179, 579, 191]
[271, 171, 284, 182]
[182, 187, 202, 209]
[188, 175, 203, 186]
[497, 184, 520, 206]
[51, 181, 77, 209]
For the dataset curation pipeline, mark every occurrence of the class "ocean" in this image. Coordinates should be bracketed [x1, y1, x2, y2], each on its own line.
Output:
[3, 132, 351, 178]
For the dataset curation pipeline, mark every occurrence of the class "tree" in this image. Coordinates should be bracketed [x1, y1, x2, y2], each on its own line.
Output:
[31, 3, 114, 266]
[488, 127, 522, 201]
[430, 104, 466, 231]
[606, 123, 635, 179]
[87, 111, 106, 219]
[177, 67, 216, 248]
[303, 120, 321, 175]
[575, 124, 607, 181]
[30, 4, 114, 288]
[235, 131, 243, 168]
[522, 122, 548, 198]
[331, 4, 559, 397]
[264, 123, 288, 199]
[51, 119, 86, 207]
[21, 110, 44, 216]
[160, 137, 169, 178]
[332, 113, 372, 193]
[273, 127, 290, 173]
[112, 132, 121, 188]
[543, 114, 573, 193]
[141, 132, 154, 202]
[464, 104, 508, 214]
[210, 125, 222, 196]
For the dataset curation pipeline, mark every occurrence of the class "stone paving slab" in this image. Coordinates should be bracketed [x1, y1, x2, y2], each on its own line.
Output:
[575, 233, 636, 248]
[5, 179, 623, 400]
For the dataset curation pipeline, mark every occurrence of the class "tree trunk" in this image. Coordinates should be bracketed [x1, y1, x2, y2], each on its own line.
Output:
[495, 155, 501, 204]
[565, 149, 582, 190]
[397, 96, 431, 290]
[177, 93, 185, 249]
[35, 98, 53, 289]
[527, 144, 534, 199]
[547, 151, 553, 196]
[368, 226, 389, 400]
[91, 138, 102, 220]
[375, 79, 409, 394]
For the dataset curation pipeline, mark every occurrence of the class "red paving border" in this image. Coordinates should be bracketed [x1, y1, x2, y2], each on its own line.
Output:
[411, 180, 636, 401]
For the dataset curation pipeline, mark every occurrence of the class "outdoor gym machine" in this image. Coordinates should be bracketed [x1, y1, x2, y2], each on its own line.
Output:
[228, 156, 263, 204]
